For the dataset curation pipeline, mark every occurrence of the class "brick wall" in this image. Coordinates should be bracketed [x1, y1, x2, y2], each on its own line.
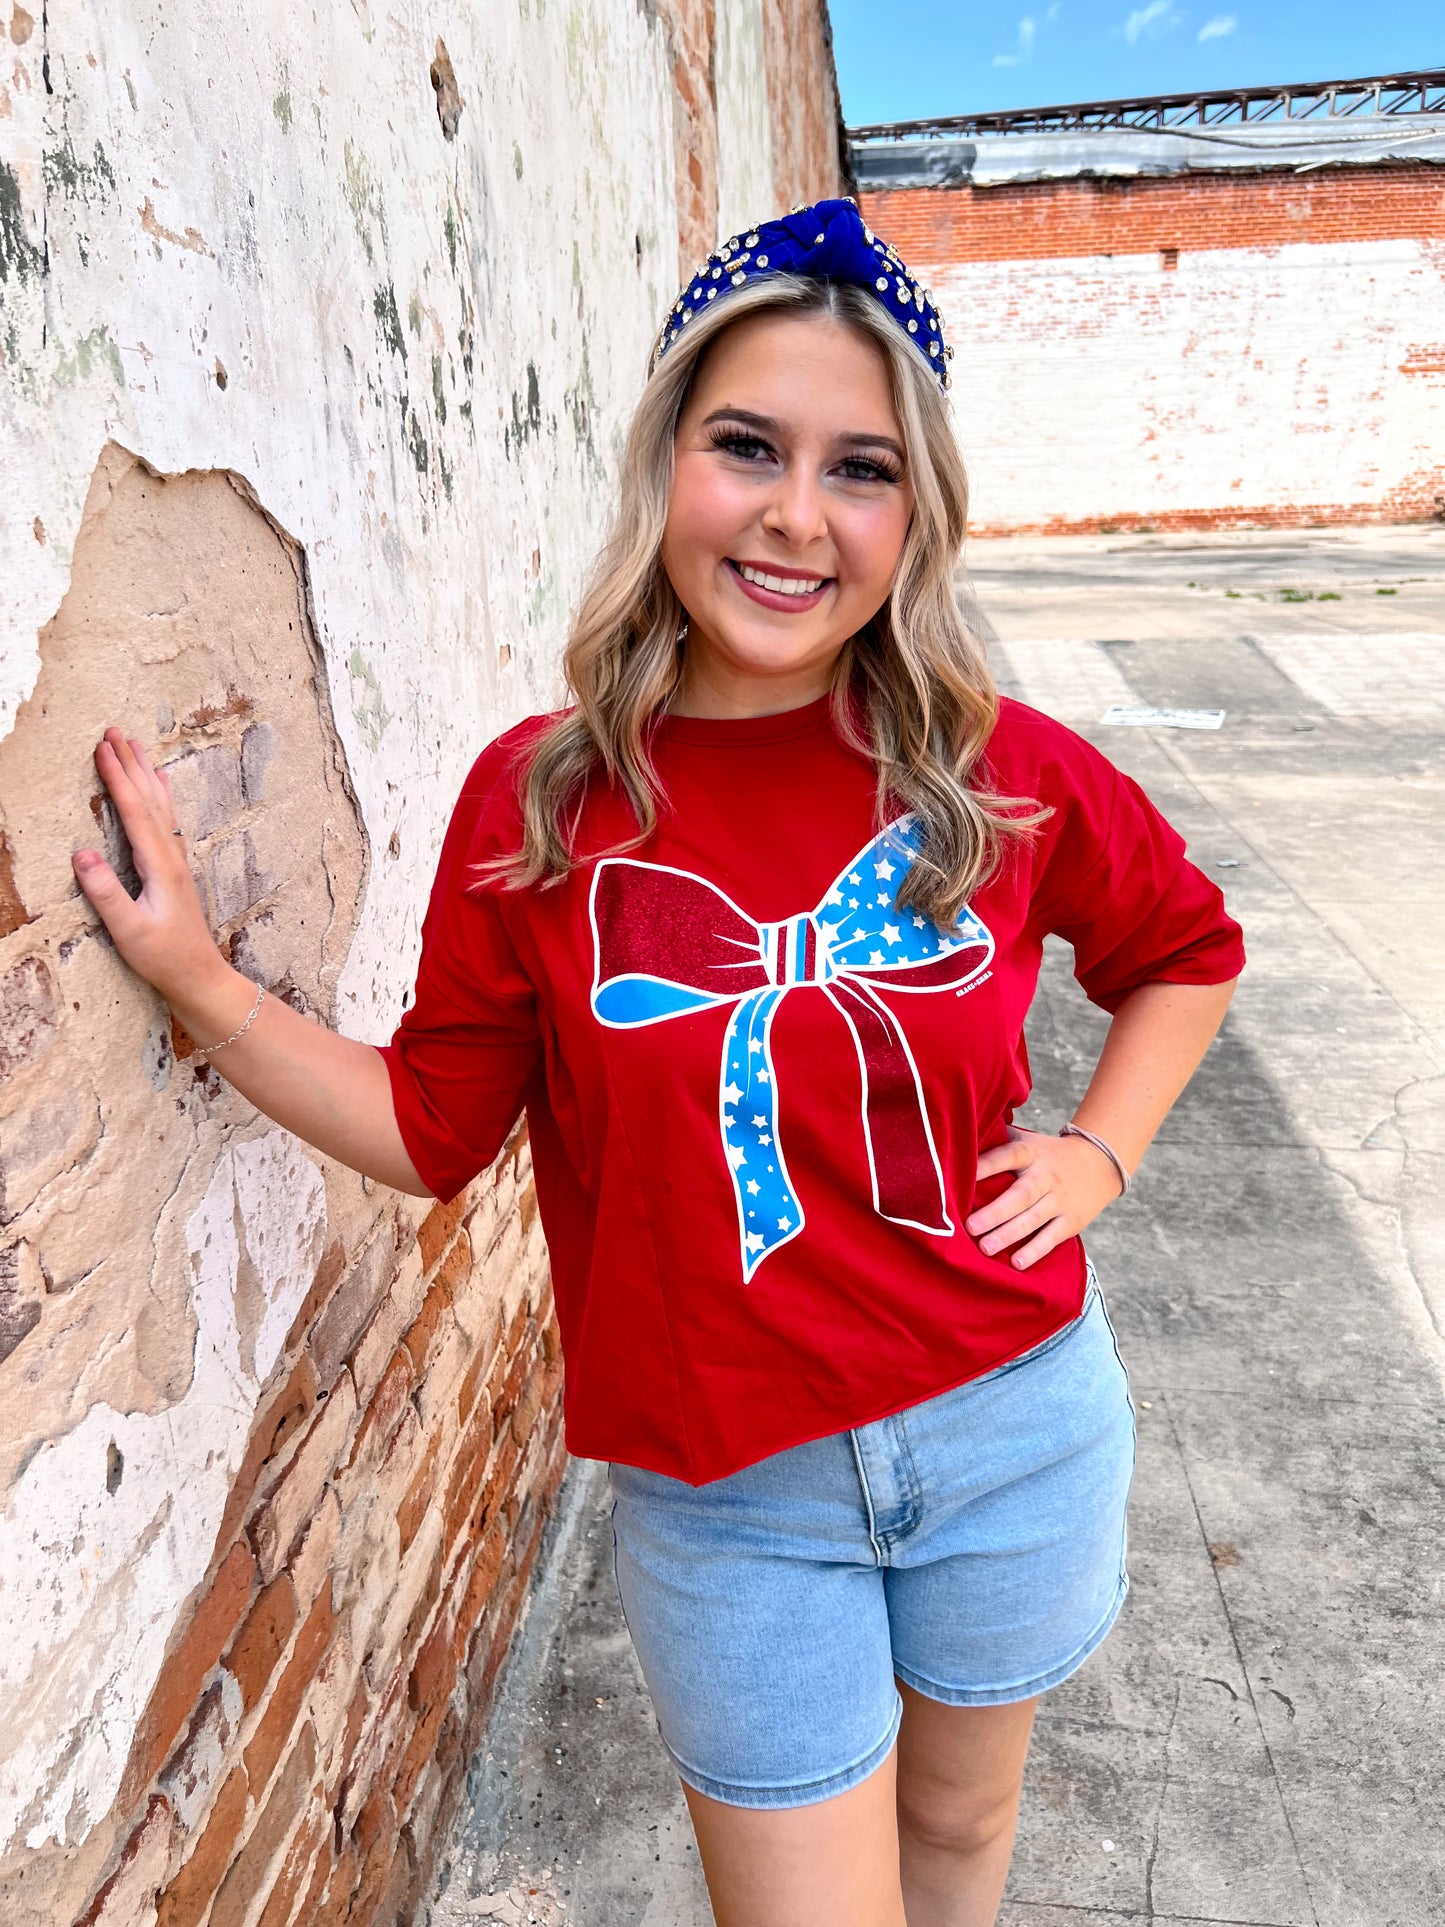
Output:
[85, 1141, 562, 1927]
[762, 0, 848, 213]
[864, 163, 1445, 265]
[862, 168, 1445, 532]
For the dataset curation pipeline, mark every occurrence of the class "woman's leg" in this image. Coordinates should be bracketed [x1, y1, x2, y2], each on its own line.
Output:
[682, 1748, 908, 1927]
[893, 1685, 1037, 1927]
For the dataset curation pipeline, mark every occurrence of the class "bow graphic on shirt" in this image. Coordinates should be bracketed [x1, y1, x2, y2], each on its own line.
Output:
[588, 817, 995, 1281]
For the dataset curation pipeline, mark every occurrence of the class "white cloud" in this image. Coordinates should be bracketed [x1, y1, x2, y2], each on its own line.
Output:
[1198, 12, 1238, 39]
[993, 14, 1038, 66]
[1123, 1, 1176, 43]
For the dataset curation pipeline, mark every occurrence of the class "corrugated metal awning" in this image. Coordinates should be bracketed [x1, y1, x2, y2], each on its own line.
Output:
[853, 116, 1445, 188]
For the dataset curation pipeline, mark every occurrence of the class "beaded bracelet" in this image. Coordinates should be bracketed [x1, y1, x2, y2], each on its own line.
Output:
[1059, 1121, 1131, 1197]
[192, 982, 266, 1060]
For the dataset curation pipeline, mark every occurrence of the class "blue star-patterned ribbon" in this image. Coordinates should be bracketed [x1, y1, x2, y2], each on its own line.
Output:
[590, 816, 994, 1281]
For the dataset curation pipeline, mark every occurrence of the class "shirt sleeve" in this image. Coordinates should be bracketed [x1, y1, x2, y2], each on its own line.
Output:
[377, 743, 544, 1201]
[1026, 726, 1245, 1012]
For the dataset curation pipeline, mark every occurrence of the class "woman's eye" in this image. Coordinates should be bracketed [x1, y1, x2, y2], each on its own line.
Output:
[838, 457, 898, 484]
[713, 432, 773, 462]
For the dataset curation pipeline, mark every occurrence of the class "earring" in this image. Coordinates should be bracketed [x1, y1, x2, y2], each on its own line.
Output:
[677, 617, 690, 645]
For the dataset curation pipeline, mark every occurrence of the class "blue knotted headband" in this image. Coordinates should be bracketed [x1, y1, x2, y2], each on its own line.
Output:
[652, 196, 953, 391]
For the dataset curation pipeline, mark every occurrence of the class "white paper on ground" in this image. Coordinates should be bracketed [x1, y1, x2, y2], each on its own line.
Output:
[1100, 705, 1227, 730]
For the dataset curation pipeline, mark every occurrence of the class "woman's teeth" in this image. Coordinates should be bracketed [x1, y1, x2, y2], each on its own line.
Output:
[735, 562, 826, 597]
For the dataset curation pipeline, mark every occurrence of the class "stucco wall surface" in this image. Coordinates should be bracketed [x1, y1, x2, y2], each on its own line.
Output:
[934, 238, 1445, 533]
[0, 3, 843, 1925]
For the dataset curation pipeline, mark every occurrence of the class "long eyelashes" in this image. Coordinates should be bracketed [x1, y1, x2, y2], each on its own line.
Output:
[704, 426, 902, 486]
[839, 455, 903, 485]
[706, 427, 772, 462]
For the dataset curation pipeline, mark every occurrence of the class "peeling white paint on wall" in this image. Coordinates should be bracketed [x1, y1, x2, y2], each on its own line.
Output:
[715, 0, 777, 246]
[0, 1132, 325, 1852]
[0, 0, 679, 1032]
[938, 240, 1445, 527]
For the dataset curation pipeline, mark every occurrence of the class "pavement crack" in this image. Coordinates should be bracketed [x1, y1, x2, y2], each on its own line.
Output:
[1141, 1678, 1180, 1921]
[1162, 1397, 1322, 1927]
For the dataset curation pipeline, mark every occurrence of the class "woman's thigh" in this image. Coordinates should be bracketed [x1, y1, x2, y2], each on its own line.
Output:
[894, 1683, 1038, 1851]
[682, 1749, 907, 1927]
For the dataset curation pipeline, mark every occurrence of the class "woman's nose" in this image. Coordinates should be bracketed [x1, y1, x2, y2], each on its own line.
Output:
[761, 465, 828, 549]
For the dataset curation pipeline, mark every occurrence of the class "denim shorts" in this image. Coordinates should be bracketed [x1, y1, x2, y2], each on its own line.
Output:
[607, 1276, 1135, 1810]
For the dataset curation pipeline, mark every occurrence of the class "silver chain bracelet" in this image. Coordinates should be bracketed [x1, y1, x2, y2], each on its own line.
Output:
[1059, 1120, 1131, 1196]
[192, 982, 266, 1059]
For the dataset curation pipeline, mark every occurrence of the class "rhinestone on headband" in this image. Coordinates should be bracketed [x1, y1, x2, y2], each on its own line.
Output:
[651, 196, 954, 391]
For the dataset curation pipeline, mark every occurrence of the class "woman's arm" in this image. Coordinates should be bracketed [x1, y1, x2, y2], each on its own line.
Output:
[73, 728, 433, 1196]
[965, 977, 1238, 1269]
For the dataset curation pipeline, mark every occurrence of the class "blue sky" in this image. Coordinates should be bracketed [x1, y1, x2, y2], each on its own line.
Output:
[830, 2, 1443, 126]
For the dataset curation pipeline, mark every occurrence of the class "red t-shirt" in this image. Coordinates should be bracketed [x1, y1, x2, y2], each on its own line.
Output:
[379, 695, 1243, 1484]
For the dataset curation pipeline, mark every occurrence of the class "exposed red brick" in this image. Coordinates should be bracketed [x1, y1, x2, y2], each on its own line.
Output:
[861, 164, 1445, 266]
[434, 1702, 465, 1787]
[508, 1367, 547, 1446]
[336, 1667, 408, 1833]
[968, 500, 1445, 539]
[296, 1833, 337, 1924]
[0, 829, 33, 939]
[310, 1229, 397, 1392]
[311, 1846, 361, 1927]
[408, 1613, 458, 1719]
[398, 1528, 449, 1675]
[442, 1424, 499, 1564]
[401, 1272, 456, 1378]
[434, 1224, 474, 1296]
[539, 1312, 561, 1367]
[254, 1807, 329, 1927]
[208, 1727, 317, 1927]
[397, 1428, 443, 1558]
[451, 1525, 507, 1663]
[328, 1677, 371, 1807]
[346, 1346, 415, 1475]
[416, 1193, 468, 1273]
[490, 1331, 533, 1433]
[351, 1783, 397, 1866]
[347, 1819, 402, 1927]
[77, 1795, 177, 1927]
[477, 1428, 522, 1537]
[286, 1235, 347, 1354]
[251, 1371, 358, 1582]
[225, 1572, 299, 1713]
[157, 1676, 243, 1832]
[762, 0, 846, 212]
[391, 1689, 449, 1821]
[243, 1587, 336, 1799]
[157, 1767, 249, 1927]
[454, 1340, 494, 1431]
[374, 1831, 418, 1924]
[216, 1353, 319, 1554]
[121, 1540, 257, 1809]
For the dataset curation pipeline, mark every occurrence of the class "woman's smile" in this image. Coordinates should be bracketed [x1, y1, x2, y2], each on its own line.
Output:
[726, 557, 835, 612]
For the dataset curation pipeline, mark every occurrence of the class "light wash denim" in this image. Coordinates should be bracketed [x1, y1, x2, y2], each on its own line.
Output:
[608, 1275, 1136, 1809]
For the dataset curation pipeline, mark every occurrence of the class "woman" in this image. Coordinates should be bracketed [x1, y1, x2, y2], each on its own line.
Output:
[74, 200, 1242, 1927]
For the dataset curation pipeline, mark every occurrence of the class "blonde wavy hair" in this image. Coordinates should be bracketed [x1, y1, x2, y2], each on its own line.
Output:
[490, 272, 1044, 928]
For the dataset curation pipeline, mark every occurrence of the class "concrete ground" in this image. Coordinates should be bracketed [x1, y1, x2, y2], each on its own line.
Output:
[426, 524, 1445, 1927]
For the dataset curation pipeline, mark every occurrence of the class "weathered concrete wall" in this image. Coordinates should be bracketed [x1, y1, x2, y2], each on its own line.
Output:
[0, 4, 841, 1925]
[861, 171, 1445, 532]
